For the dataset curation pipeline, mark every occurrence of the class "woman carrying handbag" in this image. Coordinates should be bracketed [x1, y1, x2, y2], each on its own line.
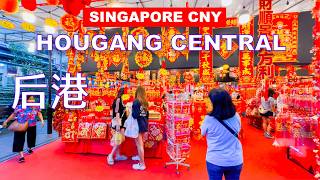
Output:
[2, 96, 44, 163]
[107, 88, 128, 165]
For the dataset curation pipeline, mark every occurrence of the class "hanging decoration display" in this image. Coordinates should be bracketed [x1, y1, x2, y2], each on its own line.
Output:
[0, 20, 15, 29]
[217, 39, 238, 60]
[21, 22, 36, 32]
[272, 13, 298, 63]
[131, 27, 149, 40]
[62, 0, 84, 16]
[239, 18, 255, 85]
[257, 0, 274, 80]
[199, 27, 213, 83]
[135, 50, 153, 68]
[121, 56, 130, 80]
[46, 0, 60, 5]
[61, 14, 79, 32]
[166, 27, 182, 63]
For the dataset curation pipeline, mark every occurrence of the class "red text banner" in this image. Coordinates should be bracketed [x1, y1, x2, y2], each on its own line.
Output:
[83, 8, 226, 27]
[199, 27, 213, 83]
[239, 19, 254, 85]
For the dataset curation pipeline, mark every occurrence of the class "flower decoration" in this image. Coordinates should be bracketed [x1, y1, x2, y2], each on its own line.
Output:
[136, 72, 145, 80]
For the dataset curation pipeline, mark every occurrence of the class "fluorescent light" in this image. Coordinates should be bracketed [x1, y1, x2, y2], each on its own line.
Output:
[28, 42, 35, 53]
[221, 0, 232, 7]
[238, 9, 250, 25]
[44, 25, 56, 34]
[22, 12, 36, 23]
[0, 63, 4, 67]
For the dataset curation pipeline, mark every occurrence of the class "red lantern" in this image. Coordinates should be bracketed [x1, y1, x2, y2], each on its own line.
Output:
[0, 0, 19, 14]
[21, 0, 37, 11]
[46, 0, 59, 5]
[62, 0, 84, 16]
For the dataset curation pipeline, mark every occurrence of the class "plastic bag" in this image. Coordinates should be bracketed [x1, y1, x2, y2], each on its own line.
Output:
[110, 130, 125, 146]
[124, 114, 139, 138]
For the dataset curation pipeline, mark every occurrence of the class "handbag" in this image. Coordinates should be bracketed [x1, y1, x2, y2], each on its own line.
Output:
[110, 130, 125, 146]
[124, 114, 139, 138]
[7, 120, 28, 132]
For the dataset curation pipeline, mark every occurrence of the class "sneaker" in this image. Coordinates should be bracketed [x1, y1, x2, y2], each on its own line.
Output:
[107, 154, 114, 165]
[131, 155, 140, 161]
[18, 157, 25, 163]
[115, 155, 128, 161]
[132, 163, 146, 170]
[264, 132, 274, 139]
[27, 149, 33, 154]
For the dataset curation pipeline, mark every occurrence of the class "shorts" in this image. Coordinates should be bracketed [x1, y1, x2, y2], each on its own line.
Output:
[260, 111, 273, 117]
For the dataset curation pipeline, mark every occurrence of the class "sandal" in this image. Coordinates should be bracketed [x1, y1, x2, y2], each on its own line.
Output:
[107, 154, 114, 165]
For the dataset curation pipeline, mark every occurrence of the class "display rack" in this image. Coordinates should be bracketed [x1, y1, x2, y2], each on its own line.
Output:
[165, 100, 191, 174]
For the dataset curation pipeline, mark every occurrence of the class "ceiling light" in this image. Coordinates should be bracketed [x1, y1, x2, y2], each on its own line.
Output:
[238, 7, 250, 25]
[44, 25, 56, 34]
[0, 63, 5, 67]
[22, 11, 36, 23]
[28, 42, 35, 53]
[221, 0, 232, 7]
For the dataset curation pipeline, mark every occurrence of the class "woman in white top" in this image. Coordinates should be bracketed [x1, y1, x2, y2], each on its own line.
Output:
[260, 88, 276, 139]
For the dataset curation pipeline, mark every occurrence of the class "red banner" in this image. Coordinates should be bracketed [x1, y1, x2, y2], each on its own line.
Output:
[258, 0, 274, 79]
[199, 27, 213, 83]
[83, 8, 226, 27]
[272, 13, 298, 63]
[239, 19, 254, 85]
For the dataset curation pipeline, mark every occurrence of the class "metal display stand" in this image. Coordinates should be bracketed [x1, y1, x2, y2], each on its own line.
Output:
[164, 100, 191, 174]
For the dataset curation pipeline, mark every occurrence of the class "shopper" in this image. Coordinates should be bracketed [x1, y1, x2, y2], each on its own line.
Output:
[201, 88, 243, 180]
[259, 88, 276, 139]
[131, 86, 149, 170]
[3, 96, 45, 163]
[107, 88, 128, 165]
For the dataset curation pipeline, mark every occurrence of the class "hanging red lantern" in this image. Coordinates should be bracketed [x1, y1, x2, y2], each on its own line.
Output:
[62, 0, 84, 16]
[0, 0, 19, 14]
[21, 0, 37, 11]
[46, 0, 59, 5]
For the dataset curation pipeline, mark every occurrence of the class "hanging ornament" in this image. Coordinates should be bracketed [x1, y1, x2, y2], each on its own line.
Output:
[0, 20, 15, 29]
[21, 22, 35, 32]
[45, 18, 58, 27]
[61, 14, 79, 32]
[0, 0, 19, 13]
[21, 0, 37, 11]
[135, 50, 153, 68]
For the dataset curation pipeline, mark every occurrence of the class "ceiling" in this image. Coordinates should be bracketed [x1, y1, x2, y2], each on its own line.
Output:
[0, 0, 314, 42]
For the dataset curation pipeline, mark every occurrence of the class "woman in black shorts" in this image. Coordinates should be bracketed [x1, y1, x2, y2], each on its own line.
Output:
[131, 86, 149, 171]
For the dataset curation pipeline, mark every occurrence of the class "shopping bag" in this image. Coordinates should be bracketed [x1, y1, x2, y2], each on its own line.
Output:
[124, 114, 139, 138]
[110, 131, 125, 146]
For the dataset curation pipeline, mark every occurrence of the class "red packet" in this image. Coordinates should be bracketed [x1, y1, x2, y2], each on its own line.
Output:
[62, 121, 78, 142]
[91, 122, 107, 139]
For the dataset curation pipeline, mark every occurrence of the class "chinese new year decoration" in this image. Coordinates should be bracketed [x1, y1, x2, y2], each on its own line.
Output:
[272, 13, 298, 63]
[21, 22, 36, 32]
[239, 18, 254, 84]
[61, 14, 79, 32]
[199, 27, 213, 83]
[135, 50, 153, 68]
[257, 0, 274, 80]
[217, 39, 238, 60]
